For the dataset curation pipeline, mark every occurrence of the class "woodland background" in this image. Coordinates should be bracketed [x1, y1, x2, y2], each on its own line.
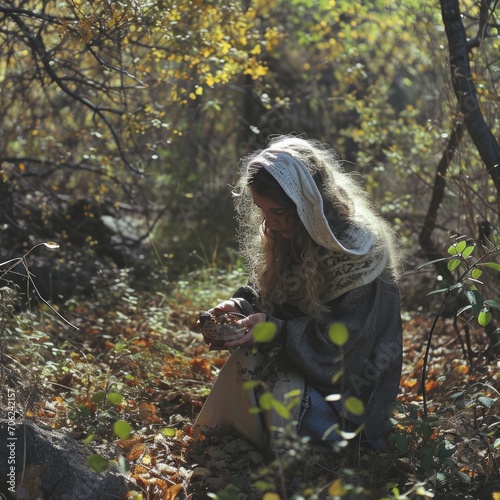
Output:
[0, 0, 499, 499]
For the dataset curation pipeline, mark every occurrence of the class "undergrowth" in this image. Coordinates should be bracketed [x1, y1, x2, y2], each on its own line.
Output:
[0, 251, 499, 499]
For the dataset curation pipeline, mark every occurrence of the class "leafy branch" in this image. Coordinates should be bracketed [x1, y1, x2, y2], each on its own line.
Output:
[418, 234, 500, 414]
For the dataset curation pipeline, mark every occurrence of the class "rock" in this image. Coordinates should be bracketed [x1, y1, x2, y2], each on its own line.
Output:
[0, 419, 133, 499]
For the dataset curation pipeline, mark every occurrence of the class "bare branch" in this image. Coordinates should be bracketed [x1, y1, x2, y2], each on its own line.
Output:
[440, 0, 500, 191]
[3, 8, 143, 174]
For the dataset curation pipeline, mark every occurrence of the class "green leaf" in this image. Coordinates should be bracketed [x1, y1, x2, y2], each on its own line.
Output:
[477, 396, 495, 408]
[328, 323, 349, 346]
[420, 446, 433, 471]
[461, 245, 475, 258]
[91, 391, 106, 404]
[87, 453, 110, 473]
[243, 380, 261, 390]
[284, 389, 302, 399]
[455, 240, 467, 253]
[271, 398, 291, 419]
[471, 268, 483, 279]
[258, 392, 273, 411]
[113, 420, 133, 439]
[420, 421, 433, 442]
[77, 404, 91, 418]
[107, 392, 124, 405]
[447, 244, 458, 255]
[485, 298, 500, 310]
[115, 342, 128, 352]
[447, 258, 460, 271]
[450, 390, 465, 400]
[252, 322, 277, 342]
[465, 290, 483, 316]
[478, 309, 492, 326]
[415, 486, 434, 497]
[83, 433, 96, 445]
[394, 433, 409, 452]
[331, 370, 344, 384]
[161, 427, 177, 437]
[344, 396, 365, 416]
[98, 409, 120, 420]
[480, 262, 500, 272]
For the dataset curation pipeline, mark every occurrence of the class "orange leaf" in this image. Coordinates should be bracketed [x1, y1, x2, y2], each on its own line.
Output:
[138, 401, 158, 423]
[133, 338, 151, 347]
[425, 379, 439, 392]
[402, 377, 418, 388]
[115, 437, 141, 453]
[453, 365, 469, 375]
[128, 443, 146, 461]
[189, 357, 211, 377]
[132, 464, 148, 475]
[166, 484, 183, 500]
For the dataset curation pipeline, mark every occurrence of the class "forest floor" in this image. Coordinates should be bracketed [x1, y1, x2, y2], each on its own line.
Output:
[1, 278, 499, 499]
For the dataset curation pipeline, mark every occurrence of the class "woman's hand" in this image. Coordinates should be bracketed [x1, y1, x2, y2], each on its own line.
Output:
[210, 300, 242, 315]
[197, 300, 243, 350]
[195, 300, 241, 331]
[224, 312, 267, 349]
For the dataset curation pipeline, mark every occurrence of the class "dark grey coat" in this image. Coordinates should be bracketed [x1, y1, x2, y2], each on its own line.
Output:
[232, 277, 403, 448]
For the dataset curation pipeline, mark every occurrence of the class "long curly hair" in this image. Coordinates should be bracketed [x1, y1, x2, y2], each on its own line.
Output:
[233, 135, 403, 320]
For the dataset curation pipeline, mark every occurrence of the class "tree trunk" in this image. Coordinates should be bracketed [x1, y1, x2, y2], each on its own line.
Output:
[419, 120, 465, 285]
[440, 0, 500, 192]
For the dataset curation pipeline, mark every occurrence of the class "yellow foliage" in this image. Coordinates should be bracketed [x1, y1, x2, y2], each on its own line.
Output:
[262, 493, 280, 500]
[329, 478, 345, 496]
[218, 40, 231, 56]
[265, 26, 282, 51]
[243, 57, 268, 79]
[250, 44, 262, 55]
[252, 0, 276, 17]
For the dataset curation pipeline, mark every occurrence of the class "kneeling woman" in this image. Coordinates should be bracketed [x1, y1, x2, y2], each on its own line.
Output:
[195, 135, 404, 450]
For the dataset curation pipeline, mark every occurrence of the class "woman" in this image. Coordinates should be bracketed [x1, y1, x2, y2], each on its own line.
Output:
[194, 135, 404, 451]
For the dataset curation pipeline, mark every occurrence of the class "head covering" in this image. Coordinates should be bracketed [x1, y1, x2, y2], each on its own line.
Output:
[248, 151, 375, 256]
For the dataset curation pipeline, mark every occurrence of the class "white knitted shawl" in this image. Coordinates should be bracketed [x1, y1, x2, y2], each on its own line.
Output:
[248, 151, 389, 302]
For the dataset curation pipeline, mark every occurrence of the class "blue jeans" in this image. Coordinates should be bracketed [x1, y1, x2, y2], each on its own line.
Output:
[297, 385, 353, 443]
